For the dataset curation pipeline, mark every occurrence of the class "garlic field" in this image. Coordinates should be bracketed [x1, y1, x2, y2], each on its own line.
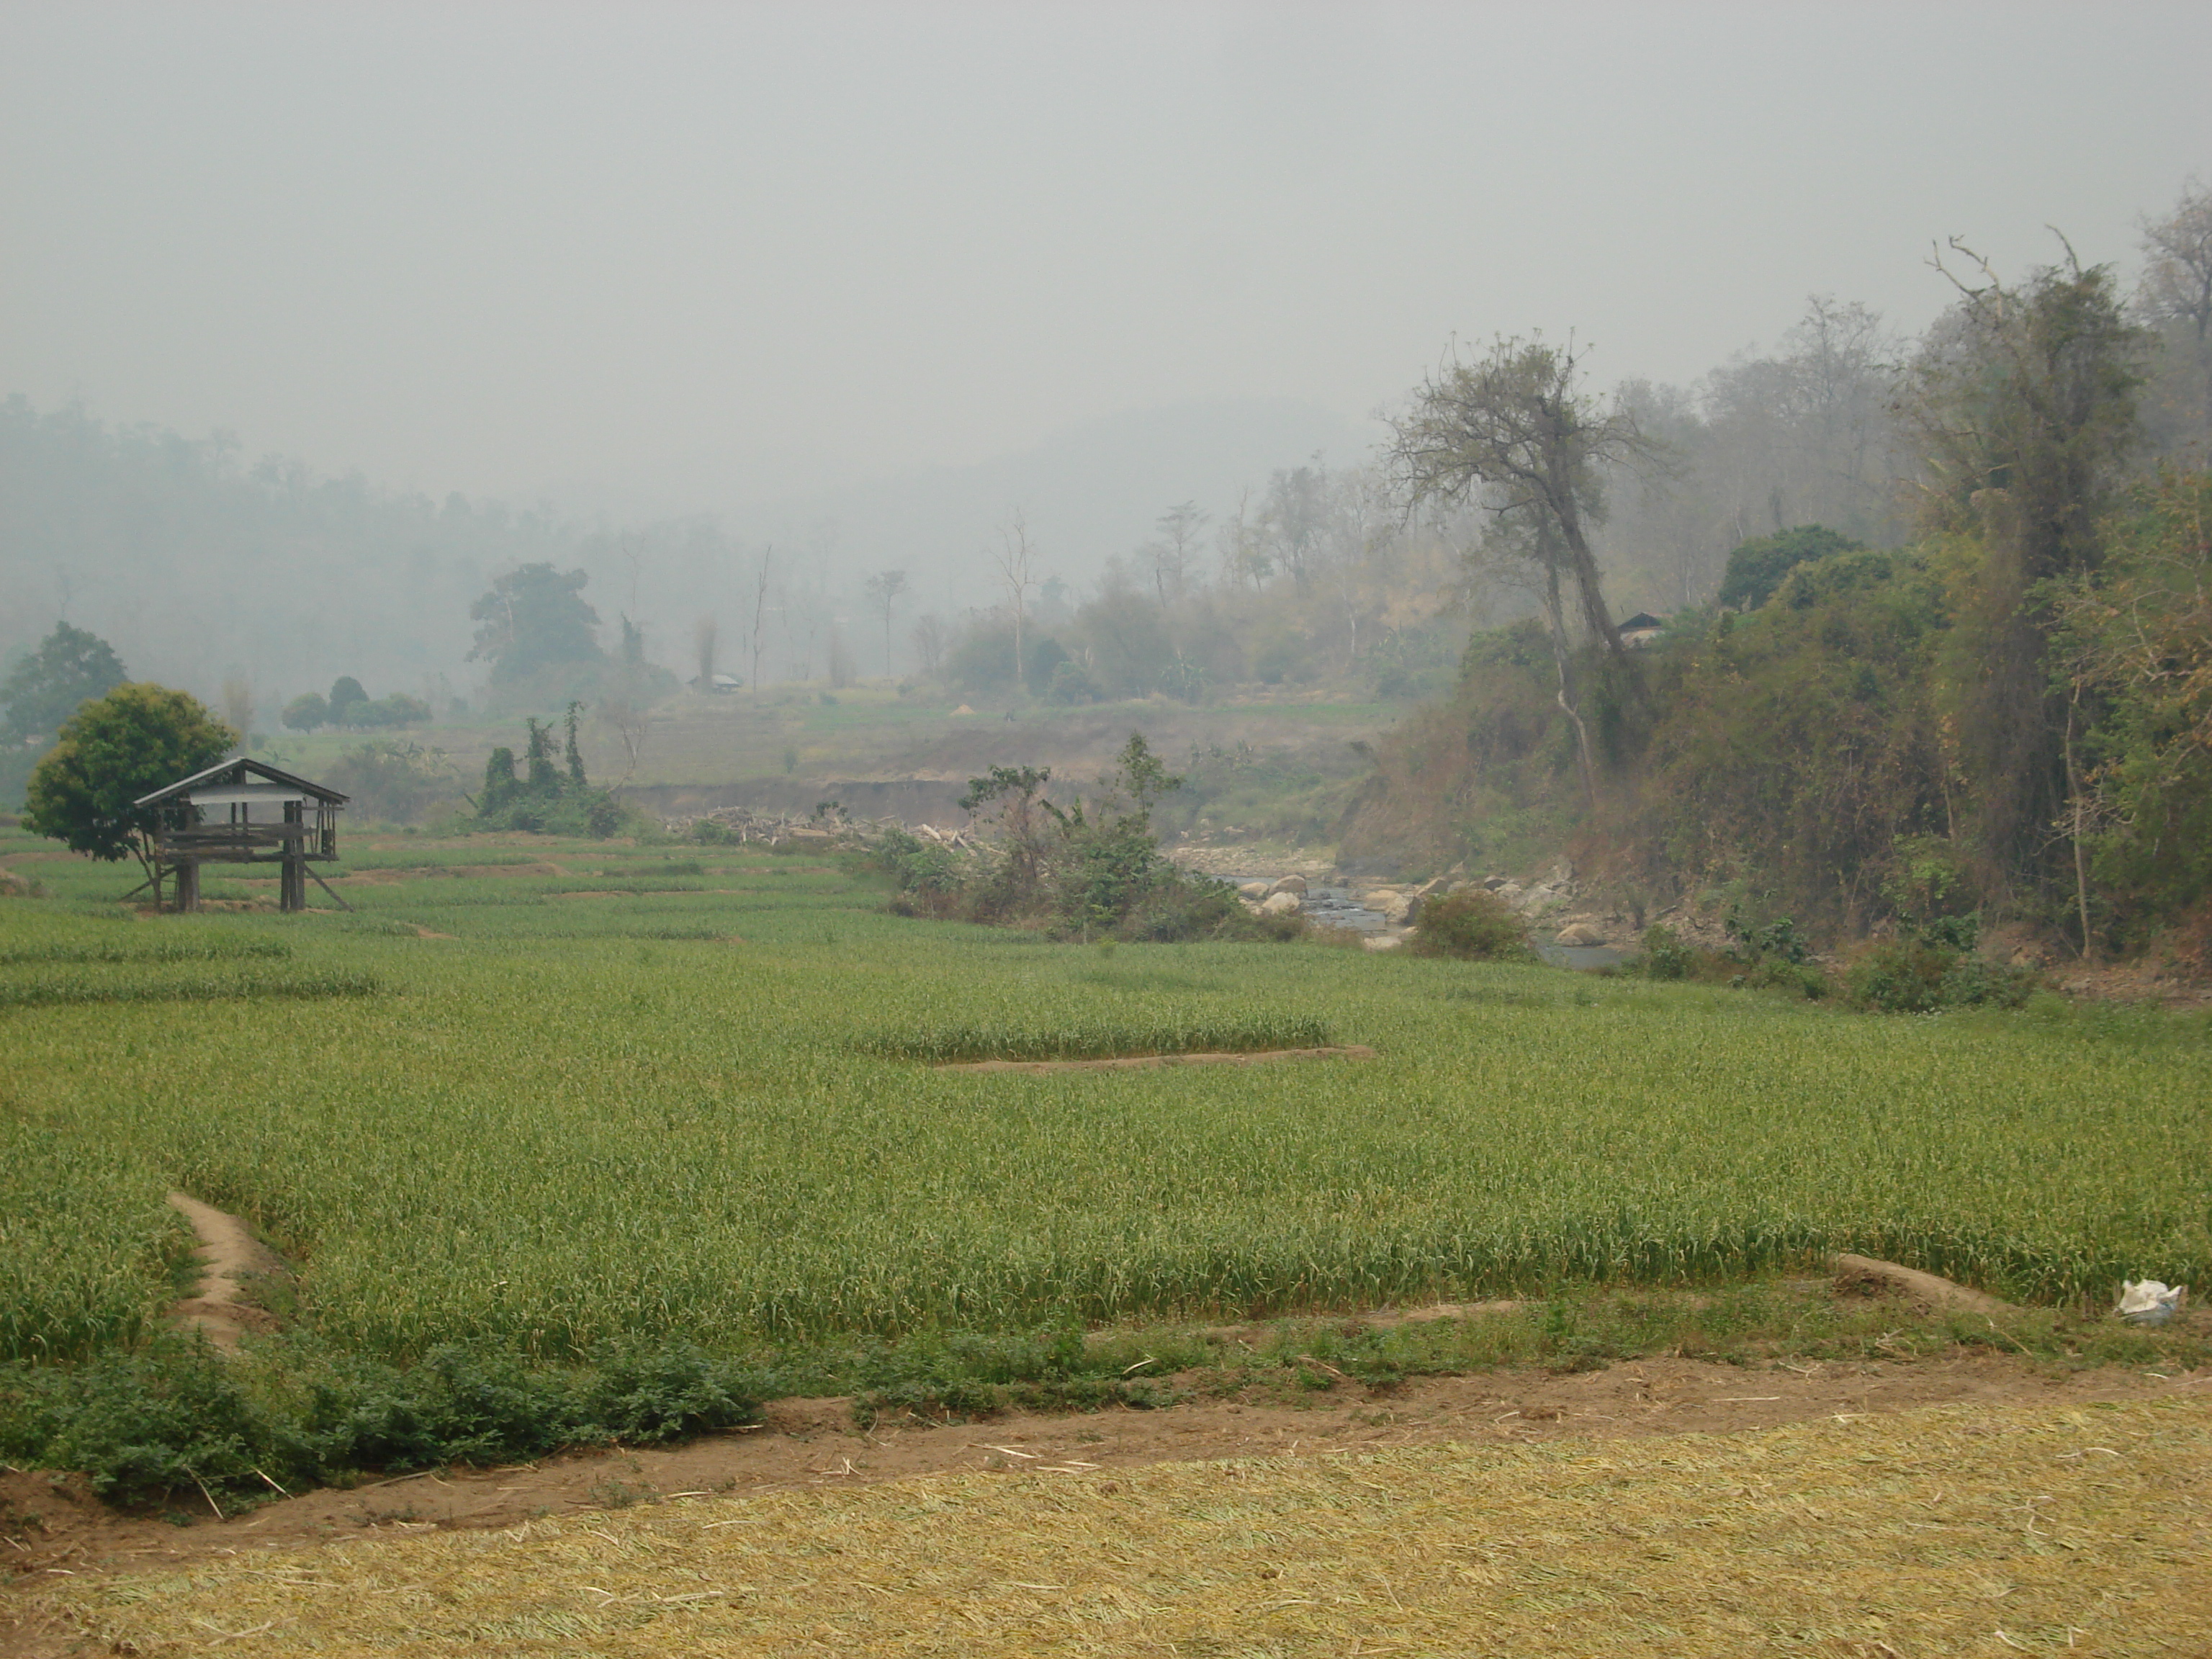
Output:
[2, 824, 2208, 1370]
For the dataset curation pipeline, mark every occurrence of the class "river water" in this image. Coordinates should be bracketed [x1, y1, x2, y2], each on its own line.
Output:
[1224, 872, 1627, 965]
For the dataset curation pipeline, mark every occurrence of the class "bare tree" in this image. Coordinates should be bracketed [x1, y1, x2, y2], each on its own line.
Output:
[749, 547, 773, 697]
[1257, 459, 1329, 588]
[863, 569, 909, 676]
[1215, 489, 1267, 588]
[1147, 500, 1208, 604]
[1485, 505, 1600, 808]
[693, 615, 717, 689]
[909, 611, 948, 680]
[2139, 178, 2212, 433]
[604, 613, 652, 782]
[991, 509, 1039, 685]
[1388, 333, 1648, 670]
[220, 678, 254, 749]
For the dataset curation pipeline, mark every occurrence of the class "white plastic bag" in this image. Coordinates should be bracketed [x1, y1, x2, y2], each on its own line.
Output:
[2116, 1280, 2188, 1326]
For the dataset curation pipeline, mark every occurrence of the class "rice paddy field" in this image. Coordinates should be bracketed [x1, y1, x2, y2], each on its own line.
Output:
[3, 820, 2208, 1374]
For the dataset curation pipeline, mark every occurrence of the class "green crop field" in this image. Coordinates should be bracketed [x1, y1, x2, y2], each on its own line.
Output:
[3, 821, 2210, 1378]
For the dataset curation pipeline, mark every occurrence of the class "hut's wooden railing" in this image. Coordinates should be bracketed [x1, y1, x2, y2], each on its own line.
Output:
[155, 822, 337, 860]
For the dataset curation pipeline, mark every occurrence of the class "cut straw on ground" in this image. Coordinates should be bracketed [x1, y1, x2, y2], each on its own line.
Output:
[37, 1394, 2212, 1656]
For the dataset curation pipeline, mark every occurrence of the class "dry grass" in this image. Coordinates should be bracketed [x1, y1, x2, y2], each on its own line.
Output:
[39, 1395, 2212, 1656]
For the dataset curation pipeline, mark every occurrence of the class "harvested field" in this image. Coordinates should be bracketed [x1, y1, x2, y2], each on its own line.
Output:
[23, 1390, 2212, 1655]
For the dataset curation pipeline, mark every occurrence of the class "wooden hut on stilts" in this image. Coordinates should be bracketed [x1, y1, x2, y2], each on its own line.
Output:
[133, 759, 350, 913]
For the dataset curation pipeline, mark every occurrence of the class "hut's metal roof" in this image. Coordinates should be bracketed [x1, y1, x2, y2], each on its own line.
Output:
[133, 757, 349, 810]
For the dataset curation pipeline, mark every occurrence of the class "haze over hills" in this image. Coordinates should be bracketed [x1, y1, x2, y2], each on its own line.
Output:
[660, 395, 1385, 619]
[0, 392, 1379, 711]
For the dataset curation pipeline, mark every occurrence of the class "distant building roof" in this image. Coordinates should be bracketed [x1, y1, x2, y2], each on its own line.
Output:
[1618, 612, 1666, 633]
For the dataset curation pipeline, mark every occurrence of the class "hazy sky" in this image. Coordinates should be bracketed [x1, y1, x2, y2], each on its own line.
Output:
[4, 1, 2208, 516]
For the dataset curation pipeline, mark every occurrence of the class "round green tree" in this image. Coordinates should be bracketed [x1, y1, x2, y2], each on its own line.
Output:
[22, 683, 237, 891]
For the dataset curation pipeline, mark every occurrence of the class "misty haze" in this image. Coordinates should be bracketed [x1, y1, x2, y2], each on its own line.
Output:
[5, 5, 2211, 1651]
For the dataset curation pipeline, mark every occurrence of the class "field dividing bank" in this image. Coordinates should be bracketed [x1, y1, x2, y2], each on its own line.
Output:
[32, 1393, 2212, 1656]
[4, 826, 2211, 1370]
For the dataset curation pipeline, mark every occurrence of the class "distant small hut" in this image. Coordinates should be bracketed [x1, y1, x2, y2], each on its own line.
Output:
[133, 758, 349, 913]
[1618, 612, 1668, 649]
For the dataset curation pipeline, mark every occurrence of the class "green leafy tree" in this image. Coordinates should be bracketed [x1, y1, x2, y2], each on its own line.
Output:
[328, 677, 369, 724]
[2, 622, 127, 743]
[468, 564, 603, 683]
[959, 763, 1056, 910]
[1715, 525, 1866, 611]
[351, 693, 431, 729]
[2054, 469, 2212, 945]
[22, 684, 236, 896]
[282, 691, 329, 732]
[1908, 242, 2147, 904]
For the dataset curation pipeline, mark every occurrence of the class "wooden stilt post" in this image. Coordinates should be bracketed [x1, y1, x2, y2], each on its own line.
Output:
[174, 860, 200, 912]
[282, 801, 305, 912]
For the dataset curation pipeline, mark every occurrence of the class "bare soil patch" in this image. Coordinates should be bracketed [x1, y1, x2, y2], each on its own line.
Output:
[1833, 1251, 2015, 1315]
[936, 1044, 1377, 1075]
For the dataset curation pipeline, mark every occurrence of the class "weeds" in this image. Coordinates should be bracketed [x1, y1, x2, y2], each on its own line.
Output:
[0, 968, 380, 1009]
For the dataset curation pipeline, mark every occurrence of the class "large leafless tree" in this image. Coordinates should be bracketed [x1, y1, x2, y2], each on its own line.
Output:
[991, 509, 1039, 685]
[1387, 333, 1647, 667]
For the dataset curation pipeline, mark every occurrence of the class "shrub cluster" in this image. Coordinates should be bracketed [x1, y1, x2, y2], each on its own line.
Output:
[1846, 940, 2038, 1013]
[470, 703, 633, 838]
[864, 733, 1293, 943]
[0, 1337, 770, 1511]
[1627, 917, 1828, 1000]
[1407, 889, 1534, 961]
[1627, 906, 2038, 1013]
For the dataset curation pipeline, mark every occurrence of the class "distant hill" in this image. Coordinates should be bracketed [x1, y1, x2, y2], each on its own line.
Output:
[0, 392, 1377, 711]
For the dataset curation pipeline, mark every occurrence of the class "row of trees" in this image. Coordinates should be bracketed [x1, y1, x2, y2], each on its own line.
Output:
[282, 677, 431, 732]
[911, 468, 1471, 709]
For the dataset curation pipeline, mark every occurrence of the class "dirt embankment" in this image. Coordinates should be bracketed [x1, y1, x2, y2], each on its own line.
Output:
[4, 1352, 2205, 1617]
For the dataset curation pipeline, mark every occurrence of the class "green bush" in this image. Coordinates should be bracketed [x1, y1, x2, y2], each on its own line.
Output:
[1847, 941, 2036, 1013]
[1046, 660, 1101, 705]
[1635, 924, 1694, 979]
[1408, 889, 1534, 961]
[0, 1336, 771, 1511]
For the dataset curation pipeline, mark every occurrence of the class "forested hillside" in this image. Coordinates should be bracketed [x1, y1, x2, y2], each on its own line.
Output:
[1343, 192, 2212, 962]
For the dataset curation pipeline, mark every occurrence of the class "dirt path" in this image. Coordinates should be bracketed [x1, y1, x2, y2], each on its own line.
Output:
[161, 1193, 289, 1350]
